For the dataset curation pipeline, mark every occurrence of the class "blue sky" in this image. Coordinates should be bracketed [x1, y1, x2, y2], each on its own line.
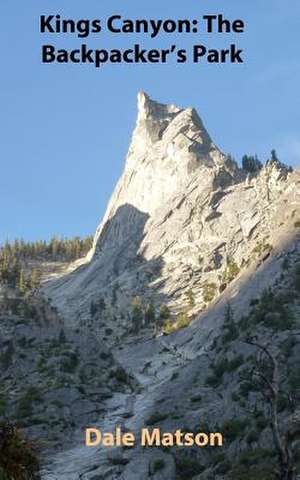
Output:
[1, 0, 299, 243]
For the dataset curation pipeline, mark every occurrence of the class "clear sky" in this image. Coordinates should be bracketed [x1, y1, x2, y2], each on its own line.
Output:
[1, 0, 299, 244]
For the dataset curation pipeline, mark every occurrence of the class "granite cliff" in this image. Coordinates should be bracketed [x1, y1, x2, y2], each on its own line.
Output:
[45, 92, 299, 343]
[1, 93, 300, 480]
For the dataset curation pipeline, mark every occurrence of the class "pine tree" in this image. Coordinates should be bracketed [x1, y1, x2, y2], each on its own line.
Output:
[30, 269, 41, 290]
[242, 154, 262, 173]
[271, 149, 279, 163]
[132, 297, 143, 333]
[90, 301, 97, 317]
[159, 304, 170, 320]
[58, 328, 67, 344]
[18, 269, 27, 295]
[144, 303, 156, 324]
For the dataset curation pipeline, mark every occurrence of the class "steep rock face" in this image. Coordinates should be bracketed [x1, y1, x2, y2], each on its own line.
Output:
[44, 93, 299, 340]
[92, 91, 235, 253]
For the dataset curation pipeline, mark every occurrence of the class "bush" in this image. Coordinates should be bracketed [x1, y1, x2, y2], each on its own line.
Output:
[162, 312, 191, 334]
[159, 304, 170, 320]
[144, 303, 156, 324]
[145, 412, 168, 426]
[203, 282, 217, 303]
[176, 312, 190, 329]
[0, 422, 40, 479]
[0, 342, 14, 369]
[294, 264, 300, 292]
[152, 459, 165, 473]
[191, 394, 202, 403]
[246, 429, 260, 444]
[242, 155, 262, 173]
[175, 456, 205, 478]
[222, 323, 239, 344]
[288, 368, 300, 390]
[251, 289, 295, 331]
[206, 355, 244, 388]
[205, 373, 221, 388]
[255, 414, 268, 431]
[223, 419, 248, 441]
[61, 352, 79, 373]
[185, 289, 195, 307]
[281, 257, 290, 271]
[239, 380, 258, 398]
[0, 397, 7, 417]
[17, 387, 42, 419]
[110, 367, 128, 384]
[252, 241, 272, 257]
[216, 460, 232, 474]
[223, 258, 240, 283]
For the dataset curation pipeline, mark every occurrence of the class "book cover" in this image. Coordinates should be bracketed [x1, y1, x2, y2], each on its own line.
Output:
[0, 1, 299, 479]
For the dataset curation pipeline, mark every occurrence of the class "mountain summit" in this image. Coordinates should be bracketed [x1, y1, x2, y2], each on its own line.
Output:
[93, 92, 237, 252]
[45, 93, 299, 342]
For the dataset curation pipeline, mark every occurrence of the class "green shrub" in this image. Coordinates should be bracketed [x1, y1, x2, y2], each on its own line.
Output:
[206, 355, 244, 388]
[110, 367, 129, 384]
[229, 463, 276, 480]
[0, 422, 40, 479]
[153, 459, 165, 473]
[255, 414, 268, 431]
[223, 419, 248, 442]
[176, 312, 191, 329]
[16, 387, 42, 419]
[144, 303, 156, 324]
[246, 429, 260, 444]
[185, 289, 195, 307]
[0, 342, 14, 369]
[231, 392, 239, 402]
[205, 373, 221, 388]
[170, 372, 179, 381]
[222, 325, 239, 344]
[216, 460, 232, 474]
[61, 352, 79, 373]
[239, 380, 257, 398]
[145, 412, 168, 426]
[251, 289, 295, 331]
[159, 304, 170, 320]
[0, 397, 6, 417]
[162, 319, 173, 335]
[162, 312, 191, 334]
[294, 264, 300, 292]
[203, 282, 217, 303]
[252, 241, 273, 257]
[281, 257, 290, 271]
[288, 368, 300, 390]
[223, 257, 240, 283]
[191, 394, 202, 403]
[175, 456, 205, 478]
[277, 394, 290, 412]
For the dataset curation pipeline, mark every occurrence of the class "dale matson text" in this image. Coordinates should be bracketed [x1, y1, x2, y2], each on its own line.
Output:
[86, 427, 223, 448]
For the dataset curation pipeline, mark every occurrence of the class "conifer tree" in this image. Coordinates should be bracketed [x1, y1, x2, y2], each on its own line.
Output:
[144, 303, 156, 324]
[18, 269, 27, 295]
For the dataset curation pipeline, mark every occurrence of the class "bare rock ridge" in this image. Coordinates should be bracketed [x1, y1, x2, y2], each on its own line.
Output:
[44, 93, 299, 342]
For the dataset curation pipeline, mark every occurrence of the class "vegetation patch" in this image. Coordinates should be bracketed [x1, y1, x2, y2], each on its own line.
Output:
[0, 422, 40, 480]
[145, 412, 168, 426]
[202, 282, 217, 303]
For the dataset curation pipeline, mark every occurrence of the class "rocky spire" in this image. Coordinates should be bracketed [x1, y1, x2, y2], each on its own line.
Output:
[126, 91, 225, 170]
[90, 92, 237, 255]
[44, 93, 298, 353]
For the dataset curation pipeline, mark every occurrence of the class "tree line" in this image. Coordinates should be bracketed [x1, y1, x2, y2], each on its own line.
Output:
[0, 235, 93, 294]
